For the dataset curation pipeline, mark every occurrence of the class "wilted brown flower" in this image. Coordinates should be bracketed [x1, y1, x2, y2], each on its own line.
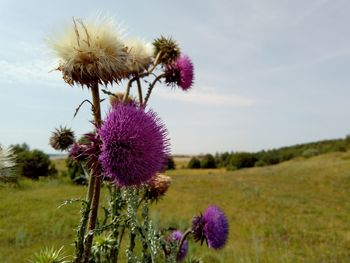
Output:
[145, 173, 172, 201]
[49, 126, 75, 151]
[49, 17, 129, 87]
[125, 38, 153, 73]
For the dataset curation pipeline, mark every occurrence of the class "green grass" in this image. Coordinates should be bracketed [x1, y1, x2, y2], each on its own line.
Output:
[1, 152, 350, 262]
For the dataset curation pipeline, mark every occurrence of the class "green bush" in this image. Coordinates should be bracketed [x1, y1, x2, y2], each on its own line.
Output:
[165, 156, 176, 170]
[187, 157, 201, 169]
[11, 143, 57, 180]
[65, 158, 87, 185]
[229, 152, 258, 169]
[200, 154, 216, 168]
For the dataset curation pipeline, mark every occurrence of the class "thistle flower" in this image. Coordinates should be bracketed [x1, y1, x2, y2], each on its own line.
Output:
[49, 17, 129, 87]
[99, 104, 169, 186]
[145, 173, 172, 201]
[164, 55, 194, 91]
[49, 126, 75, 151]
[168, 230, 188, 262]
[192, 205, 229, 249]
[0, 147, 17, 183]
[69, 133, 102, 176]
[125, 39, 153, 73]
[153, 36, 180, 64]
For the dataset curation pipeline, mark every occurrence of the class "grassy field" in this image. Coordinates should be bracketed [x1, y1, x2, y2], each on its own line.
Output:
[1, 152, 350, 262]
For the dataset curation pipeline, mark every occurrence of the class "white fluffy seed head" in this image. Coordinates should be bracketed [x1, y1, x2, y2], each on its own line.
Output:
[49, 17, 129, 87]
[125, 38, 153, 73]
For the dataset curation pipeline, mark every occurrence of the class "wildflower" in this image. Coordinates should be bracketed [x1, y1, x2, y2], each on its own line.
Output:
[49, 126, 75, 151]
[145, 173, 172, 201]
[192, 205, 229, 249]
[168, 230, 188, 262]
[99, 104, 169, 186]
[153, 36, 180, 64]
[49, 17, 128, 87]
[125, 39, 153, 73]
[69, 133, 102, 176]
[164, 55, 194, 91]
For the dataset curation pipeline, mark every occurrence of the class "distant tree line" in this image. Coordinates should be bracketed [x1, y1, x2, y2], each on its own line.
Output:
[188, 136, 350, 170]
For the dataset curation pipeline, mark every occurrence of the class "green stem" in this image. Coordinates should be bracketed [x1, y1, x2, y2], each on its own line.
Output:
[178, 229, 192, 258]
[144, 74, 165, 106]
[83, 82, 102, 263]
[136, 75, 143, 107]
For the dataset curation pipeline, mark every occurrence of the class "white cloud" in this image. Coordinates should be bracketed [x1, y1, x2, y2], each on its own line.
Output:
[0, 58, 61, 87]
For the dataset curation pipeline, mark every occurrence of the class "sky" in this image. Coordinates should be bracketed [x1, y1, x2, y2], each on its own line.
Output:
[1, 0, 350, 155]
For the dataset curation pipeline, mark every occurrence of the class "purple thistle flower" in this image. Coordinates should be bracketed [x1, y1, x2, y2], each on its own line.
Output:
[99, 104, 169, 186]
[192, 205, 229, 249]
[69, 133, 102, 176]
[165, 55, 194, 91]
[168, 230, 188, 262]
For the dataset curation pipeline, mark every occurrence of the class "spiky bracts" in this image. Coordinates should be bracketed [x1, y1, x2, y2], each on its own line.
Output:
[145, 173, 171, 201]
[99, 104, 170, 186]
[153, 36, 180, 64]
[50, 18, 129, 88]
[69, 133, 102, 176]
[167, 230, 188, 262]
[164, 55, 194, 91]
[192, 206, 229, 249]
[49, 126, 75, 151]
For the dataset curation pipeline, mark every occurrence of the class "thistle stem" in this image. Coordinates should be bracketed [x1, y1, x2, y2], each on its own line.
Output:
[144, 74, 165, 105]
[178, 229, 192, 259]
[83, 82, 102, 263]
[136, 75, 143, 107]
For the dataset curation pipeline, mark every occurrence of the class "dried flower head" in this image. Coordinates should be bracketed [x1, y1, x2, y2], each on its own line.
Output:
[0, 147, 17, 183]
[50, 17, 129, 87]
[49, 126, 75, 151]
[145, 173, 172, 201]
[125, 39, 153, 73]
[153, 36, 180, 64]
[192, 205, 229, 249]
[167, 230, 188, 262]
[164, 55, 194, 91]
[99, 104, 170, 186]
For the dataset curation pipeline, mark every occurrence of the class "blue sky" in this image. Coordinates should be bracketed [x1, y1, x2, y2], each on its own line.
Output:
[1, 0, 350, 154]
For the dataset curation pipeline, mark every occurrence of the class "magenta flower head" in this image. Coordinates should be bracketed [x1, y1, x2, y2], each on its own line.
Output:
[164, 55, 194, 91]
[192, 205, 229, 249]
[69, 133, 102, 176]
[99, 104, 169, 186]
[167, 230, 188, 262]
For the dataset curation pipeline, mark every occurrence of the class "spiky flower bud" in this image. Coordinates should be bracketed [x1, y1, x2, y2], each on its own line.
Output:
[153, 36, 180, 64]
[145, 173, 172, 201]
[49, 126, 75, 151]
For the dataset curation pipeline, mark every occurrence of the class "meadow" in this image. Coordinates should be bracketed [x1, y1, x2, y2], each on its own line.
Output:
[1, 152, 350, 262]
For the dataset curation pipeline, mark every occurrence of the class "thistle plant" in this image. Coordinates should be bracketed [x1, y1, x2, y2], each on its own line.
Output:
[44, 15, 229, 263]
[0, 146, 18, 185]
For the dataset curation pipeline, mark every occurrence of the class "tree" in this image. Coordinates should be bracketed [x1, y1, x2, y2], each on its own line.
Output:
[187, 157, 201, 169]
[200, 154, 216, 169]
[11, 144, 57, 179]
